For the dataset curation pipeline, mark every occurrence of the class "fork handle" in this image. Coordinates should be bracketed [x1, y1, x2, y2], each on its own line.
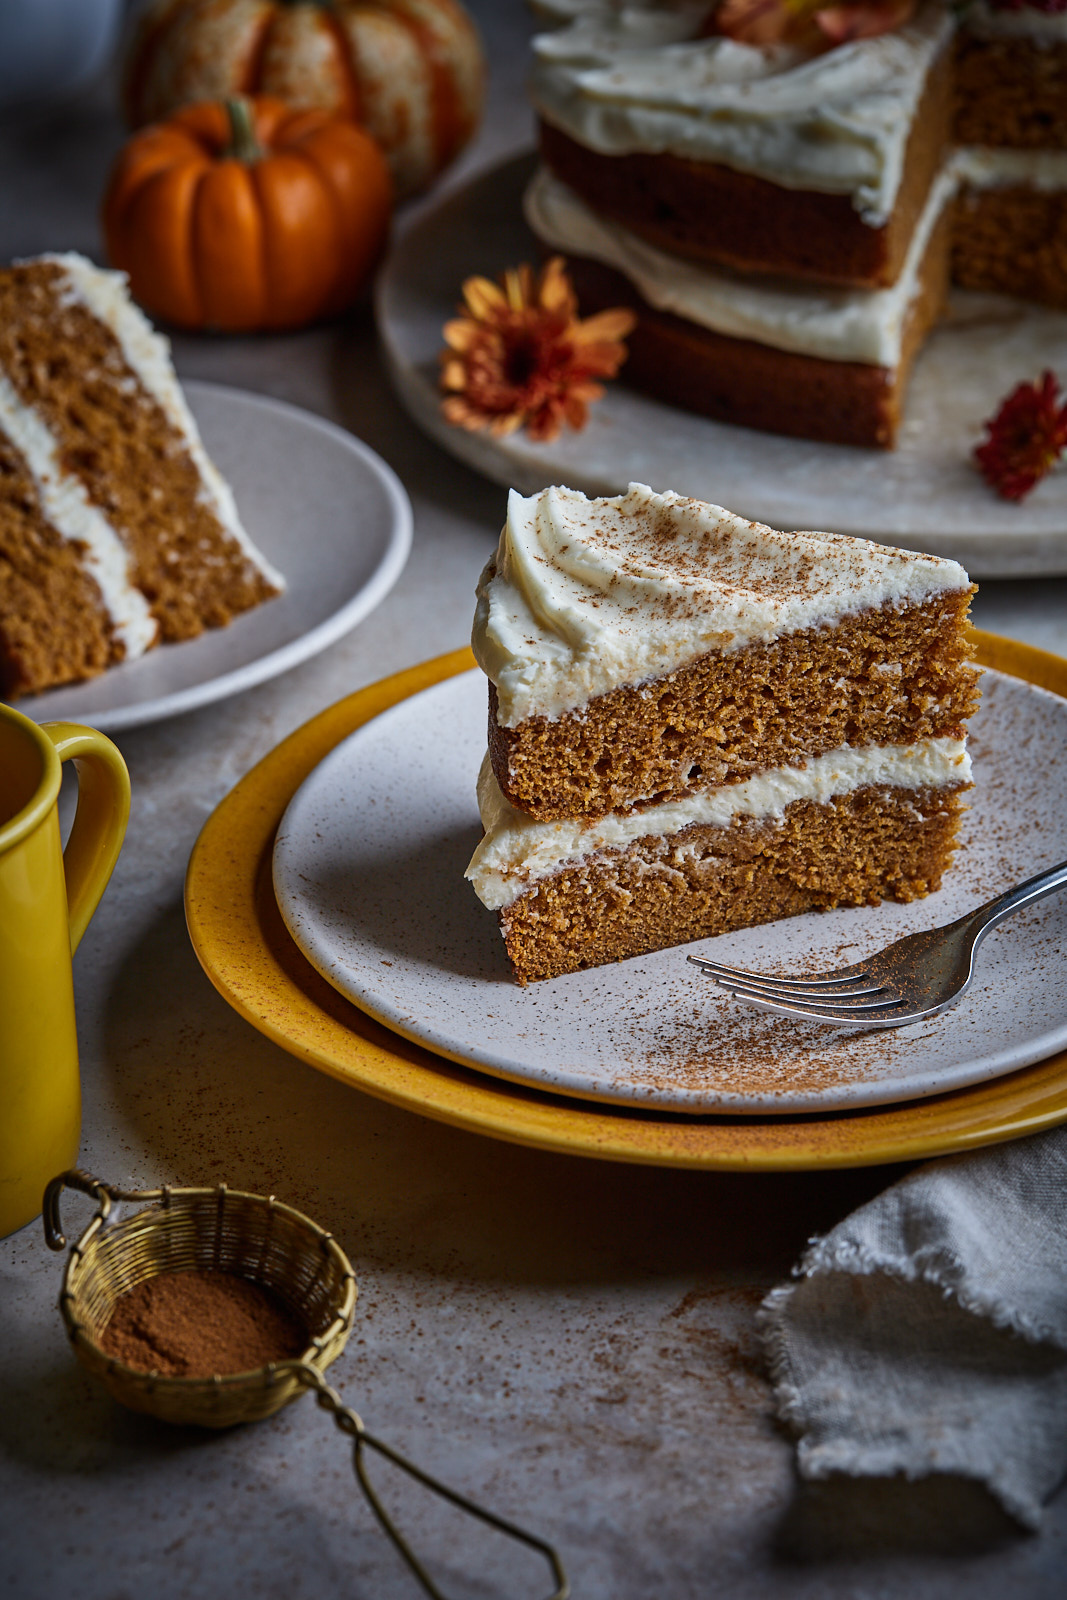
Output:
[969, 856, 1067, 942]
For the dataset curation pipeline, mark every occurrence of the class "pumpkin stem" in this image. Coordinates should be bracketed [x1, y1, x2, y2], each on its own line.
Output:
[223, 97, 263, 164]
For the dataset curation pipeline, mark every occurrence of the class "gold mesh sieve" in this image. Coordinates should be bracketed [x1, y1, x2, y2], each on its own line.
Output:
[45, 1170, 355, 1427]
[45, 1170, 568, 1600]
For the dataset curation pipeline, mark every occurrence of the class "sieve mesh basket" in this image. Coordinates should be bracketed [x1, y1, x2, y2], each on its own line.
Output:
[45, 1170, 355, 1427]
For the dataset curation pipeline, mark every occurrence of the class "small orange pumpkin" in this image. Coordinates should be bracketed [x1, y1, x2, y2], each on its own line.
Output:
[123, 0, 485, 200]
[102, 95, 392, 332]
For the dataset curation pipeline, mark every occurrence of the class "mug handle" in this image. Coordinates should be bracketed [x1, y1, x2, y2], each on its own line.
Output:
[40, 723, 131, 954]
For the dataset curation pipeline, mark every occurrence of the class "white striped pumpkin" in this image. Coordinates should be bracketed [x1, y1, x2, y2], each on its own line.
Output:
[124, 0, 484, 199]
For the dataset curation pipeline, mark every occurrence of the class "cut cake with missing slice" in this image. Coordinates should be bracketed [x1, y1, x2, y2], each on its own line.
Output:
[467, 483, 978, 986]
[0, 253, 284, 698]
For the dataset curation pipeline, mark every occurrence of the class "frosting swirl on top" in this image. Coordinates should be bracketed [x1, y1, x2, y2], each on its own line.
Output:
[530, 0, 952, 225]
[472, 484, 970, 726]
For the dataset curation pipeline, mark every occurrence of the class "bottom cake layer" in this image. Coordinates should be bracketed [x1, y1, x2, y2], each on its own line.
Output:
[524, 164, 953, 449]
[495, 784, 968, 985]
[558, 250, 948, 450]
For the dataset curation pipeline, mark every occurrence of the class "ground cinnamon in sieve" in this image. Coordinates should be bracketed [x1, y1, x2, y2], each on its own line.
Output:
[99, 1270, 308, 1377]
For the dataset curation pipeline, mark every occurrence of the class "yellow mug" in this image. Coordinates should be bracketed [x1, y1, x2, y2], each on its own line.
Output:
[0, 703, 130, 1238]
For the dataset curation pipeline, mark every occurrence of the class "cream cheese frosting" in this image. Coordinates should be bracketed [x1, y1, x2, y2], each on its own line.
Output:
[0, 369, 158, 660]
[473, 484, 971, 727]
[525, 164, 957, 366]
[530, 0, 953, 226]
[951, 145, 1067, 192]
[467, 738, 972, 909]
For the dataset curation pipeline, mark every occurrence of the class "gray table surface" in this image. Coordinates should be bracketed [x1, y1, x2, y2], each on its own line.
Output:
[2, 6, 1066, 1596]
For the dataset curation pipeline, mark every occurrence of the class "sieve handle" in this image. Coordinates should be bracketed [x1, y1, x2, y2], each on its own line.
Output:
[43, 1168, 169, 1249]
[43, 1169, 114, 1249]
[284, 1361, 569, 1600]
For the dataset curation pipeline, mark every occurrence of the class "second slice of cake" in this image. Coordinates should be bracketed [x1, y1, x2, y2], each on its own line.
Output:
[467, 483, 978, 985]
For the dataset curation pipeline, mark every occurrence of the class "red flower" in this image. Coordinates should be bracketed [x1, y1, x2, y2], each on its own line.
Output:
[974, 371, 1067, 502]
[440, 257, 635, 443]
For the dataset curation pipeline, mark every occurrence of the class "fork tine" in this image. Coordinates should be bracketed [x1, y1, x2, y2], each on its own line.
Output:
[719, 989, 918, 1025]
[718, 979, 908, 1018]
[687, 955, 880, 995]
[702, 971, 890, 1002]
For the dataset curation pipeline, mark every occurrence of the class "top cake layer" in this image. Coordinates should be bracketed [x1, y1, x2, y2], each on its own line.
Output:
[530, 0, 951, 225]
[473, 483, 971, 728]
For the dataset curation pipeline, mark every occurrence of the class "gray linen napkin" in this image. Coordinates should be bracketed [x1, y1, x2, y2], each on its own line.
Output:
[760, 1126, 1067, 1527]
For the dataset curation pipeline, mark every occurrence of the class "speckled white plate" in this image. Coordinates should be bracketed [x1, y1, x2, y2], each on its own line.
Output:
[272, 665, 1067, 1115]
[16, 382, 412, 731]
[378, 153, 1067, 578]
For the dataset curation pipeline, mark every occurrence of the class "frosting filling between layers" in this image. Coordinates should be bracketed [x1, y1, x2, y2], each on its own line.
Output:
[0, 370, 158, 660]
[530, 0, 952, 225]
[467, 738, 972, 909]
[46, 253, 285, 593]
[950, 146, 1067, 193]
[474, 483, 971, 727]
[524, 163, 958, 365]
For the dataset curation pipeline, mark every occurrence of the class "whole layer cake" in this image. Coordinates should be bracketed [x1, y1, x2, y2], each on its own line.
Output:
[467, 483, 978, 984]
[525, 0, 1067, 447]
[0, 253, 283, 698]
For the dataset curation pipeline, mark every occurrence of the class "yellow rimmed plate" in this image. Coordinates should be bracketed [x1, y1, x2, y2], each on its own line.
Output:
[185, 633, 1067, 1171]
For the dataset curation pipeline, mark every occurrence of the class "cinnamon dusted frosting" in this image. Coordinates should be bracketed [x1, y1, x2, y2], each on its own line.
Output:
[467, 739, 972, 910]
[472, 484, 971, 727]
[530, 0, 952, 226]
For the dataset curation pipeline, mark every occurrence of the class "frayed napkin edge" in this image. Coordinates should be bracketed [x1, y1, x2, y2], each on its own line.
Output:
[758, 1265, 1051, 1530]
[794, 1232, 1066, 1350]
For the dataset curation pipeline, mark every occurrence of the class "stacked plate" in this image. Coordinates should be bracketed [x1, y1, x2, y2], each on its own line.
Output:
[186, 637, 1067, 1170]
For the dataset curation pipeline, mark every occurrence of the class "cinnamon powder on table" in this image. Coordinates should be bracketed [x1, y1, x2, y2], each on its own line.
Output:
[99, 1270, 308, 1377]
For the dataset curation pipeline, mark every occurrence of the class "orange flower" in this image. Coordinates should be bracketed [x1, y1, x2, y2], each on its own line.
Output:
[440, 257, 635, 443]
[713, 0, 915, 47]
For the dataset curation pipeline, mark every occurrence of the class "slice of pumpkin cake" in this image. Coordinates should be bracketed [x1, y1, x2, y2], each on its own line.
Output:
[0, 253, 283, 698]
[467, 483, 978, 985]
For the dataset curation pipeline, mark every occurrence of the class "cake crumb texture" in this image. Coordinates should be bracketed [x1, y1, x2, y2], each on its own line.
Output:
[953, 186, 1067, 309]
[500, 785, 968, 985]
[0, 432, 118, 695]
[0, 262, 278, 652]
[490, 592, 978, 822]
[954, 37, 1067, 149]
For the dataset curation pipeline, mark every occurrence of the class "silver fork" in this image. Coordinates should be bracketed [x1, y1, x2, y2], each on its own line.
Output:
[687, 857, 1067, 1027]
